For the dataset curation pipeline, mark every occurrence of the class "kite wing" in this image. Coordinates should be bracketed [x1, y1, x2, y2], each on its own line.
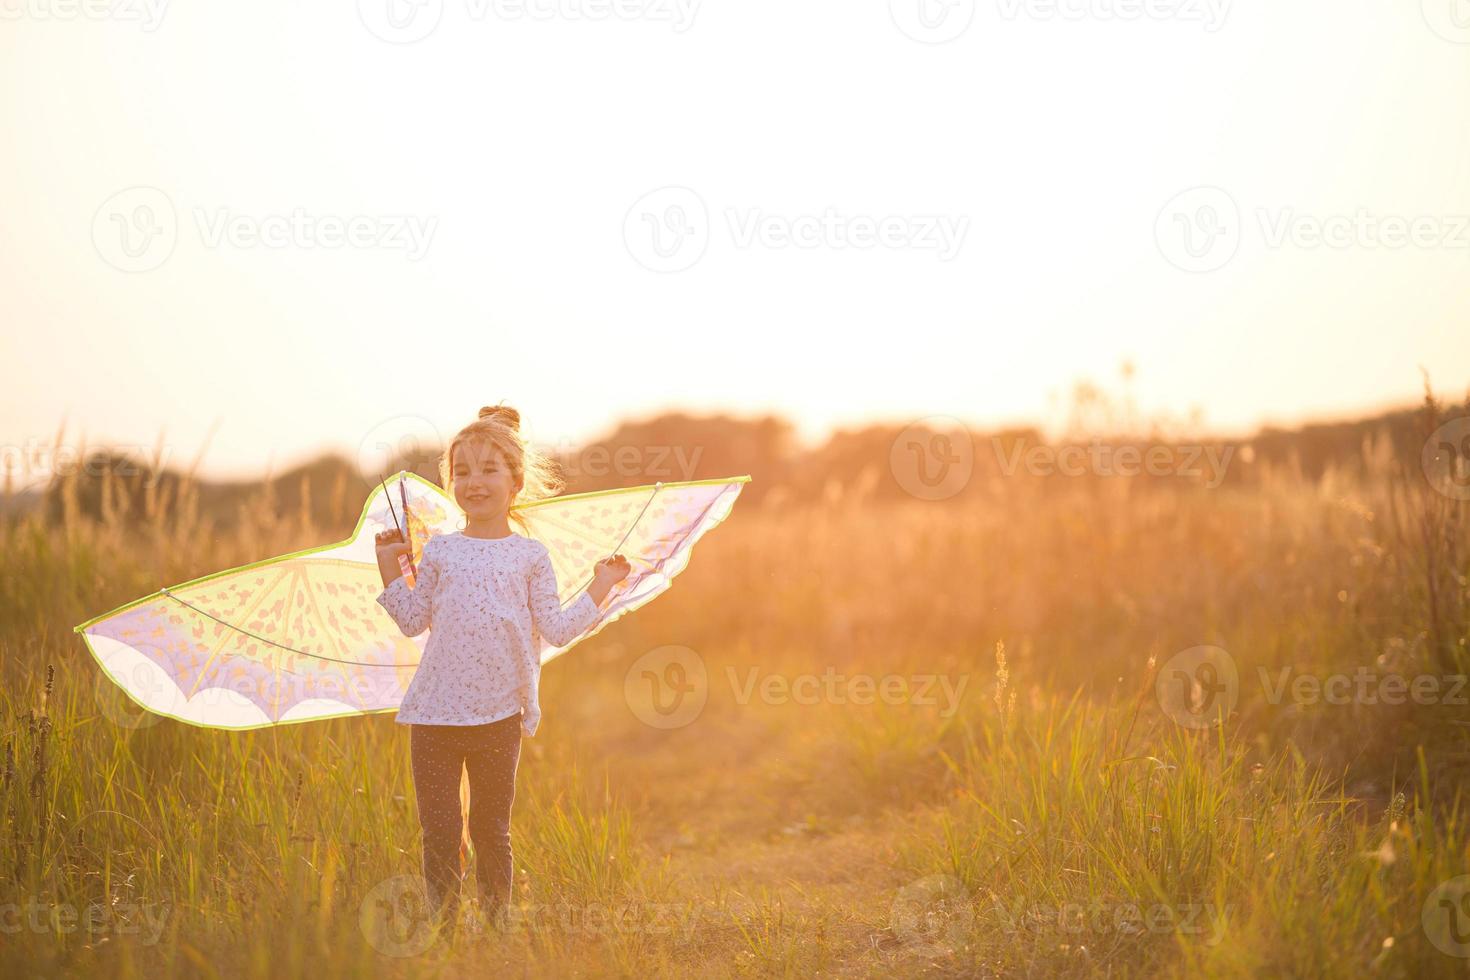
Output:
[73, 472, 461, 729]
[513, 476, 751, 663]
[74, 471, 750, 729]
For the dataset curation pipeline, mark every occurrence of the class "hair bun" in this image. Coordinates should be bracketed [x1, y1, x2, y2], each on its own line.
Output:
[478, 404, 520, 431]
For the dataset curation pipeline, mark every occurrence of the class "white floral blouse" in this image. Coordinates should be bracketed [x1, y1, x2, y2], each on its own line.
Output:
[375, 531, 601, 736]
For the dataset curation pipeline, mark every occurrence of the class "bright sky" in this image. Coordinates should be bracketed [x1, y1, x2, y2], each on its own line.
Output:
[3, 1, 1468, 483]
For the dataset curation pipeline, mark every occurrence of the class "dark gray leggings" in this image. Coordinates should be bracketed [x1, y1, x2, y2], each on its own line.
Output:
[409, 712, 522, 917]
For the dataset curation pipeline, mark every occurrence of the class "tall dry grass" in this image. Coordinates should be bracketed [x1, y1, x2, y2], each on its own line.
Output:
[0, 394, 1467, 977]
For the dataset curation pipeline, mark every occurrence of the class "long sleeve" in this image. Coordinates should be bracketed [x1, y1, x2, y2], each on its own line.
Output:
[375, 543, 440, 638]
[521, 546, 601, 737]
[528, 549, 601, 648]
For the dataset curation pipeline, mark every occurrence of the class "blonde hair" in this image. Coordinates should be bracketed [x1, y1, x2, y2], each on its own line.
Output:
[438, 403, 565, 532]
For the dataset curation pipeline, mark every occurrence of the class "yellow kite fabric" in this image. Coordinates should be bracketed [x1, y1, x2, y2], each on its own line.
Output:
[74, 472, 750, 730]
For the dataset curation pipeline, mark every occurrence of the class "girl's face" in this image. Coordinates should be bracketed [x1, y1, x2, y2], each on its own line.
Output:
[450, 438, 521, 521]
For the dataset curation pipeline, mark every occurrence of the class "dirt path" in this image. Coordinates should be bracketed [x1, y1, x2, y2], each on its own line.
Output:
[588, 712, 955, 977]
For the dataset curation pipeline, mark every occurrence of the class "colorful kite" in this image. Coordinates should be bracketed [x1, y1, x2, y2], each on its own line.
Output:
[74, 472, 750, 729]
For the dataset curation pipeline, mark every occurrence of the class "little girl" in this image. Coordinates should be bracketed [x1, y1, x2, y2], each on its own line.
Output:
[372, 404, 630, 926]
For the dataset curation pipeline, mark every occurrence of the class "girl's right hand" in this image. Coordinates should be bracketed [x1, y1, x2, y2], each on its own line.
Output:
[375, 530, 409, 585]
[375, 529, 408, 562]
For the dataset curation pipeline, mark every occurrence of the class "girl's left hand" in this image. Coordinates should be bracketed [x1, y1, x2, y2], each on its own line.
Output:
[593, 554, 631, 585]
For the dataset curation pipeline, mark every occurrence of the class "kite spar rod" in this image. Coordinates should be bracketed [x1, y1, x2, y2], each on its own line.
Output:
[145, 477, 433, 669]
[151, 477, 680, 664]
[564, 480, 664, 603]
[381, 474, 416, 588]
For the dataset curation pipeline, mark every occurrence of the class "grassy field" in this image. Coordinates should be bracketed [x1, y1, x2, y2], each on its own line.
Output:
[3, 402, 1470, 977]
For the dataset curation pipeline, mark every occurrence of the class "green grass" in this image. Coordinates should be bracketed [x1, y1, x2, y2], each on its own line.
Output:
[3, 396, 1469, 976]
